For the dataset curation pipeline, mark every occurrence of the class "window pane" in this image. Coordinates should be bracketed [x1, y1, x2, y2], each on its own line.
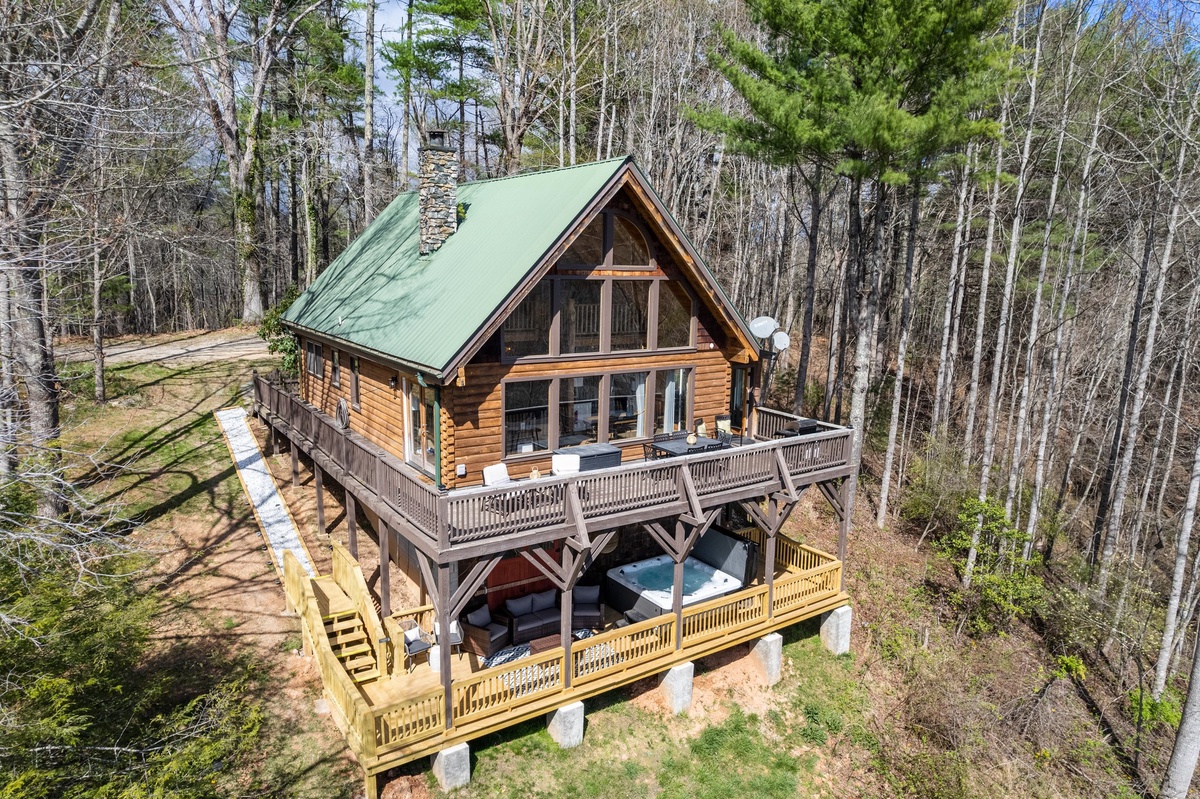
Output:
[613, 216, 649, 265]
[611, 281, 649, 351]
[657, 281, 692, 349]
[504, 380, 550, 456]
[331, 350, 341, 386]
[560, 217, 604, 265]
[609, 372, 648, 440]
[560, 280, 601, 354]
[503, 279, 552, 358]
[559, 376, 600, 447]
[654, 368, 690, 434]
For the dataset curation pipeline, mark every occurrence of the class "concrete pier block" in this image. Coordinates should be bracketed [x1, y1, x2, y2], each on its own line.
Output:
[546, 701, 585, 748]
[820, 606, 852, 656]
[753, 632, 783, 686]
[659, 662, 694, 715]
[430, 742, 471, 791]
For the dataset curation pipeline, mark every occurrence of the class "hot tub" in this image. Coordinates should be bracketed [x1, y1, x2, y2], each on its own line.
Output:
[605, 554, 741, 618]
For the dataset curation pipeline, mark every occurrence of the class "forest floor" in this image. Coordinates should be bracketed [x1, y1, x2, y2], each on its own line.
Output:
[54, 329, 1172, 798]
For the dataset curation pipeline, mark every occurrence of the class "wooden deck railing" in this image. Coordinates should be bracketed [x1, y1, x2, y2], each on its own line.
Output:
[254, 375, 854, 556]
[331, 543, 393, 678]
[452, 649, 566, 726]
[281, 539, 844, 778]
[284, 551, 374, 755]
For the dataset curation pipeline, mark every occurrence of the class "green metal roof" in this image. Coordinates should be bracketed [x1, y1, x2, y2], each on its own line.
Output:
[283, 157, 629, 377]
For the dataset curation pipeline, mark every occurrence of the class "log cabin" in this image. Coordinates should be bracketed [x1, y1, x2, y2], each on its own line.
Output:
[253, 133, 856, 797]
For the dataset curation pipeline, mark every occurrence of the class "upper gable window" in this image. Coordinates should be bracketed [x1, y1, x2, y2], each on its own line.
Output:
[503, 280, 552, 358]
[557, 211, 653, 269]
[613, 216, 649, 266]
[561, 217, 604, 266]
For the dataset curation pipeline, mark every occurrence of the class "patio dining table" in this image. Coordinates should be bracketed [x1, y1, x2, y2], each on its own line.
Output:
[650, 435, 729, 459]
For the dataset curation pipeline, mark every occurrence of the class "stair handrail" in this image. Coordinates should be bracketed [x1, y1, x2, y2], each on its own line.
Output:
[331, 542, 393, 679]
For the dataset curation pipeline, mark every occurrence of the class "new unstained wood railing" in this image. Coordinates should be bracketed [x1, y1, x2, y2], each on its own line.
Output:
[281, 539, 842, 769]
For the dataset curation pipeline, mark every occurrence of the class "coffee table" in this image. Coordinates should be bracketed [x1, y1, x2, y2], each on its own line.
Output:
[528, 634, 561, 654]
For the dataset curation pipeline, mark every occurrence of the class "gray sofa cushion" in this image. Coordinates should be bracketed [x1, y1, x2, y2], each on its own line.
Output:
[506, 595, 534, 617]
[465, 605, 492, 628]
[486, 622, 507, 642]
[575, 584, 600, 604]
[514, 614, 544, 633]
[530, 589, 557, 612]
[534, 608, 560, 625]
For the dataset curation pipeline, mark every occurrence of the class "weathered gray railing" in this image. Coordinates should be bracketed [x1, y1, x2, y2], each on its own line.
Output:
[752, 406, 841, 441]
[254, 375, 853, 553]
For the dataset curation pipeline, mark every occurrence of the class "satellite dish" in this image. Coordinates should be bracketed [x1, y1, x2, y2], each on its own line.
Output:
[749, 316, 778, 338]
[772, 331, 791, 351]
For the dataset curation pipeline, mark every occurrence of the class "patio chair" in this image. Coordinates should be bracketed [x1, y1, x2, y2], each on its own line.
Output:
[551, 453, 580, 476]
[398, 618, 431, 672]
[462, 604, 509, 658]
[693, 418, 708, 438]
[483, 463, 513, 486]
[434, 619, 464, 656]
[571, 584, 604, 630]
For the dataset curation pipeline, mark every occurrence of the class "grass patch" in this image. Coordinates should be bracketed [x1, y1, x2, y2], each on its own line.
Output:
[658, 708, 807, 798]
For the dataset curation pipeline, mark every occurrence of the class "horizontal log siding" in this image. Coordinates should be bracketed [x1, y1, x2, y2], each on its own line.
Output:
[448, 348, 732, 489]
[301, 337, 413, 465]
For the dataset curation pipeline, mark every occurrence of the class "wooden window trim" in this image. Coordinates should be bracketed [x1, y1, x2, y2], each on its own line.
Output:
[331, 350, 341, 388]
[500, 363, 695, 463]
[503, 274, 685, 365]
[349, 357, 361, 410]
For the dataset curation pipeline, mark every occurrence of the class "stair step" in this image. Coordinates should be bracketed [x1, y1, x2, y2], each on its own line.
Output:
[342, 653, 377, 671]
[329, 628, 367, 646]
[352, 668, 381, 684]
[334, 642, 372, 658]
[324, 616, 361, 632]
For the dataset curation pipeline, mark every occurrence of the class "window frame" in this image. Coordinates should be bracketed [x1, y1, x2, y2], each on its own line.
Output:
[305, 341, 324, 380]
[501, 365, 695, 463]
[500, 275, 696, 364]
[331, 350, 341, 388]
[349, 356, 361, 410]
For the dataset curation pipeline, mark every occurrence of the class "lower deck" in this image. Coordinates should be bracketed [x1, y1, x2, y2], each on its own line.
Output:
[282, 529, 847, 785]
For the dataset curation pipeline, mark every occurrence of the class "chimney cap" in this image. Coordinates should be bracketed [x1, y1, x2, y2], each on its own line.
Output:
[423, 129, 453, 152]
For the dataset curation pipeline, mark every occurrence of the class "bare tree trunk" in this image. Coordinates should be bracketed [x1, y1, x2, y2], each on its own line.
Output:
[793, 164, 823, 415]
[877, 188, 919, 527]
[931, 146, 973, 434]
[1097, 107, 1195, 595]
[363, 0, 376, 223]
[1161, 625, 1200, 798]
[965, 10, 1046, 589]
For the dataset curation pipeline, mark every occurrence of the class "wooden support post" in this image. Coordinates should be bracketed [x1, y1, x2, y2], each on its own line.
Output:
[379, 520, 391, 617]
[290, 444, 299, 488]
[268, 425, 277, 456]
[314, 465, 325, 536]
[837, 478, 851, 591]
[765, 532, 777, 619]
[438, 563, 454, 730]
[561, 584, 574, 688]
[673, 556, 684, 650]
[346, 493, 358, 559]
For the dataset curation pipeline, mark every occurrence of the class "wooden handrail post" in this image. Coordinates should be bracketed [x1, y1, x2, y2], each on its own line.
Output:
[437, 494, 451, 550]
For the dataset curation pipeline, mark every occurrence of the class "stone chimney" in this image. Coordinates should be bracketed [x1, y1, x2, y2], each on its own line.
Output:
[419, 130, 457, 255]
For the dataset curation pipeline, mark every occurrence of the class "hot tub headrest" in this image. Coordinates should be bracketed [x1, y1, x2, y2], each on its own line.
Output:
[693, 526, 758, 585]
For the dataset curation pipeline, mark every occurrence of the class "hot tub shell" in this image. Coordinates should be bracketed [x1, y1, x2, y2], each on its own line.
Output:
[605, 554, 741, 619]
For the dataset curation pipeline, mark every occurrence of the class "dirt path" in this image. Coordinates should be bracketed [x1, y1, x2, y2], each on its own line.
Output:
[59, 328, 268, 366]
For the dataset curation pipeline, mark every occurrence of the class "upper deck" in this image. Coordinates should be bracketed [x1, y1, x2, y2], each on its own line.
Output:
[253, 373, 855, 562]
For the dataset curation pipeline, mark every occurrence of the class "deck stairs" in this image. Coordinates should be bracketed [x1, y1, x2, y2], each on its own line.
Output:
[313, 576, 380, 684]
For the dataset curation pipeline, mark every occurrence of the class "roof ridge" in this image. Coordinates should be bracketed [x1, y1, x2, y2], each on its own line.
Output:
[461, 155, 630, 187]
